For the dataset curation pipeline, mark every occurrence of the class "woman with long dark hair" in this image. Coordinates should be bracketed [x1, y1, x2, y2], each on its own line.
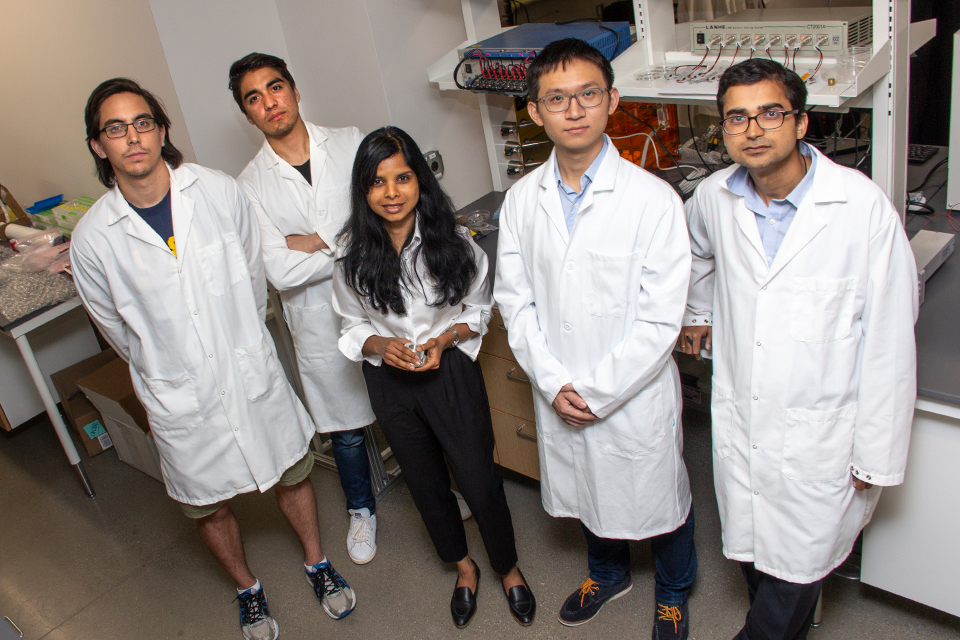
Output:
[332, 126, 535, 629]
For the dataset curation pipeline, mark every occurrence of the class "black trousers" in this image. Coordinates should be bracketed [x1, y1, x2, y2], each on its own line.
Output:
[362, 348, 519, 574]
[734, 562, 822, 640]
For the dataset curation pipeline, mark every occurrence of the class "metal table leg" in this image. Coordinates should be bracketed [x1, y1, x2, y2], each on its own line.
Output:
[14, 332, 95, 498]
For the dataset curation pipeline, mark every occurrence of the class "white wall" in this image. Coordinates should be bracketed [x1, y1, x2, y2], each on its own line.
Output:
[150, 0, 493, 206]
[0, 0, 196, 206]
[147, 0, 292, 178]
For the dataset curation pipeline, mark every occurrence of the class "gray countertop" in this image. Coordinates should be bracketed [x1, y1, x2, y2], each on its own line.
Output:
[458, 146, 958, 404]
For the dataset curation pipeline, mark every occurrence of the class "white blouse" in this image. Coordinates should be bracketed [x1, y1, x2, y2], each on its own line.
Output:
[332, 222, 493, 366]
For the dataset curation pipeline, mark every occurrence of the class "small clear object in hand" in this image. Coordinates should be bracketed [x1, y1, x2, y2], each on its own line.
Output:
[405, 342, 427, 367]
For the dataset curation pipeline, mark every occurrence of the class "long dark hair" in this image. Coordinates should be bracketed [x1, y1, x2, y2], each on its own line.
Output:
[338, 127, 477, 316]
[84, 78, 184, 187]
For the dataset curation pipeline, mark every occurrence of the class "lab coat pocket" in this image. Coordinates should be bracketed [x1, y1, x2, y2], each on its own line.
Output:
[235, 339, 286, 402]
[287, 303, 339, 360]
[195, 232, 250, 296]
[582, 249, 643, 318]
[711, 382, 736, 459]
[781, 403, 857, 482]
[141, 372, 204, 432]
[789, 277, 858, 343]
[593, 383, 665, 456]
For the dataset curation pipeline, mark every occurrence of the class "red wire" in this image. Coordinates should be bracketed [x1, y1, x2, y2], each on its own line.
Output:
[704, 47, 723, 75]
[685, 49, 710, 80]
[792, 48, 798, 71]
[921, 212, 960, 232]
[730, 45, 740, 67]
[783, 46, 789, 66]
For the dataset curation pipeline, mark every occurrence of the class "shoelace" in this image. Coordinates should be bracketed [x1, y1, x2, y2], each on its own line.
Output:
[350, 514, 372, 545]
[312, 563, 347, 598]
[235, 589, 269, 625]
[657, 603, 683, 634]
[578, 578, 599, 607]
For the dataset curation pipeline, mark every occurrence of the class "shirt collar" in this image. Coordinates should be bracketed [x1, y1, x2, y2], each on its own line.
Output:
[554, 135, 609, 195]
[728, 141, 816, 207]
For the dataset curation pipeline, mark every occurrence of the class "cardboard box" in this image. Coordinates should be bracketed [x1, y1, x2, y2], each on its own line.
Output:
[78, 358, 163, 482]
[0, 182, 33, 240]
[51, 349, 120, 456]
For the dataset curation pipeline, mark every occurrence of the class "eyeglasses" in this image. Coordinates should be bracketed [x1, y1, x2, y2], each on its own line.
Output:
[100, 117, 157, 139]
[538, 88, 608, 113]
[720, 110, 800, 135]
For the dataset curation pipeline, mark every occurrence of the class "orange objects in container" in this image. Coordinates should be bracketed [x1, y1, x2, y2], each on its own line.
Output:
[605, 103, 680, 171]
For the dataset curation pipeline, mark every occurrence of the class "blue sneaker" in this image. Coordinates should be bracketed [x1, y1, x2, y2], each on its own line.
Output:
[235, 585, 279, 640]
[306, 560, 357, 619]
[558, 576, 632, 626]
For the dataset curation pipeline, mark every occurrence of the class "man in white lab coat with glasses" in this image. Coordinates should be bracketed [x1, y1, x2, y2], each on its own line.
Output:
[495, 38, 697, 640]
[71, 78, 356, 640]
[680, 59, 918, 639]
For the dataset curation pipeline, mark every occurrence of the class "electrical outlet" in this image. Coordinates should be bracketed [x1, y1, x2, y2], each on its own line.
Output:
[423, 150, 444, 179]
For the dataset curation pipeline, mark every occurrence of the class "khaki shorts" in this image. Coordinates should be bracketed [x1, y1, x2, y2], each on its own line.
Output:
[179, 450, 315, 519]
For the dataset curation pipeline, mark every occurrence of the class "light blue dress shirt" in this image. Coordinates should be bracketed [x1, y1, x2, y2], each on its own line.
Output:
[727, 141, 817, 267]
[554, 135, 609, 234]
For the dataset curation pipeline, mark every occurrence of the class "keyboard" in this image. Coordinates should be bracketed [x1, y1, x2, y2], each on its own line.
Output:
[908, 144, 939, 165]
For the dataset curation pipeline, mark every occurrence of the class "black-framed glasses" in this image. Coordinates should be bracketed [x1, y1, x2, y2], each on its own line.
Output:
[538, 87, 609, 113]
[100, 117, 157, 139]
[720, 109, 800, 135]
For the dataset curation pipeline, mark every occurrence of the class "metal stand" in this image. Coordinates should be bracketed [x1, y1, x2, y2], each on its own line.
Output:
[313, 424, 402, 499]
[11, 311, 95, 498]
[812, 591, 823, 628]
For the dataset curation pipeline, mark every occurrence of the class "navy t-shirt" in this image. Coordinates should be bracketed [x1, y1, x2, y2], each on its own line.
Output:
[293, 159, 311, 185]
[129, 189, 175, 255]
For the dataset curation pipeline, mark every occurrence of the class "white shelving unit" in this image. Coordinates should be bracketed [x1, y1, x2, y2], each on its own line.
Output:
[429, 0, 936, 216]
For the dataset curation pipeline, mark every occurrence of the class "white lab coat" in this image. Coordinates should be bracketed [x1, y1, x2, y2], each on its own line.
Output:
[685, 147, 918, 583]
[494, 140, 693, 540]
[237, 123, 374, 432]
[71, 164, 315, 505]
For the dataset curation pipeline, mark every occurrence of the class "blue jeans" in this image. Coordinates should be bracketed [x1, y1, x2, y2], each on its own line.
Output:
[582, 504, 697, 606]
[329, 428, 376, 514]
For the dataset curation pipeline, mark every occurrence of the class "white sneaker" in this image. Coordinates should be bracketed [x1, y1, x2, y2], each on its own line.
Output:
[347, 508, 377, 564]
[236, 584, 280, 640]
[452, 490, 473, 521]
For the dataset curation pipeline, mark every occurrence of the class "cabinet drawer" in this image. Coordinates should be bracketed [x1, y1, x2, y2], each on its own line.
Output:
[478, 352, 536, 422]
[480, 308, 516, 361]
[490, 408, 540, 481]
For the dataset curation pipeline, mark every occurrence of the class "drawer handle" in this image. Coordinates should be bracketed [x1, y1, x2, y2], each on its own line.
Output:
[4, 617, 23, 638]
[516, 423, 537, 442]
[498, 323, 507, 332]
[505, 367, 530, 384]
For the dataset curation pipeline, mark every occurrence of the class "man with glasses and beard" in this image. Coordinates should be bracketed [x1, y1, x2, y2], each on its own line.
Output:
[680, 59, 917, 639]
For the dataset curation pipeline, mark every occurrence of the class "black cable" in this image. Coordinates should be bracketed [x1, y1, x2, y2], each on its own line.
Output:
[615, 105, 696, 180]
[908, 158, 948, 193]
[453, 51, 478, 90]
[687, 104, 715, 174]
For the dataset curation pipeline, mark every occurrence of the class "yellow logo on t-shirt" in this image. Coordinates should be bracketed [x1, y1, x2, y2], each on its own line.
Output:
[167, 236, 177, 256]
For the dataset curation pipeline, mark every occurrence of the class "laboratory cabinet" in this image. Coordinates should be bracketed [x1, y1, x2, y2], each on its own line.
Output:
[480, 308, 541, 480]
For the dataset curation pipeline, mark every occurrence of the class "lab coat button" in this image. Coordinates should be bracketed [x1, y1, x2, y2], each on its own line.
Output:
[753, 396, 758, 400]
[754, 491, 759, 495]
[208, 354, 213, 358]
[233, 427, 239, 432]
[566, 262, 574, 270]
[752, 445, 758, 449]
[564, 323, 571, 331]
[761, 286, 767, 291]
[220, 391, 226, 396]
[756, 341, 761, 346]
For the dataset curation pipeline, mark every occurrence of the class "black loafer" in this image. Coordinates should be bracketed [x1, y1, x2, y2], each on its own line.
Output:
[503, 568, 536, 626]
[451, 560, 480, 628]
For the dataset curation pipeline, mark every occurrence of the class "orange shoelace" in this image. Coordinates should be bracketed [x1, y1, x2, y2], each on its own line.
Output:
[578, 578, 600, 607]
[657, 603, 683, 633]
